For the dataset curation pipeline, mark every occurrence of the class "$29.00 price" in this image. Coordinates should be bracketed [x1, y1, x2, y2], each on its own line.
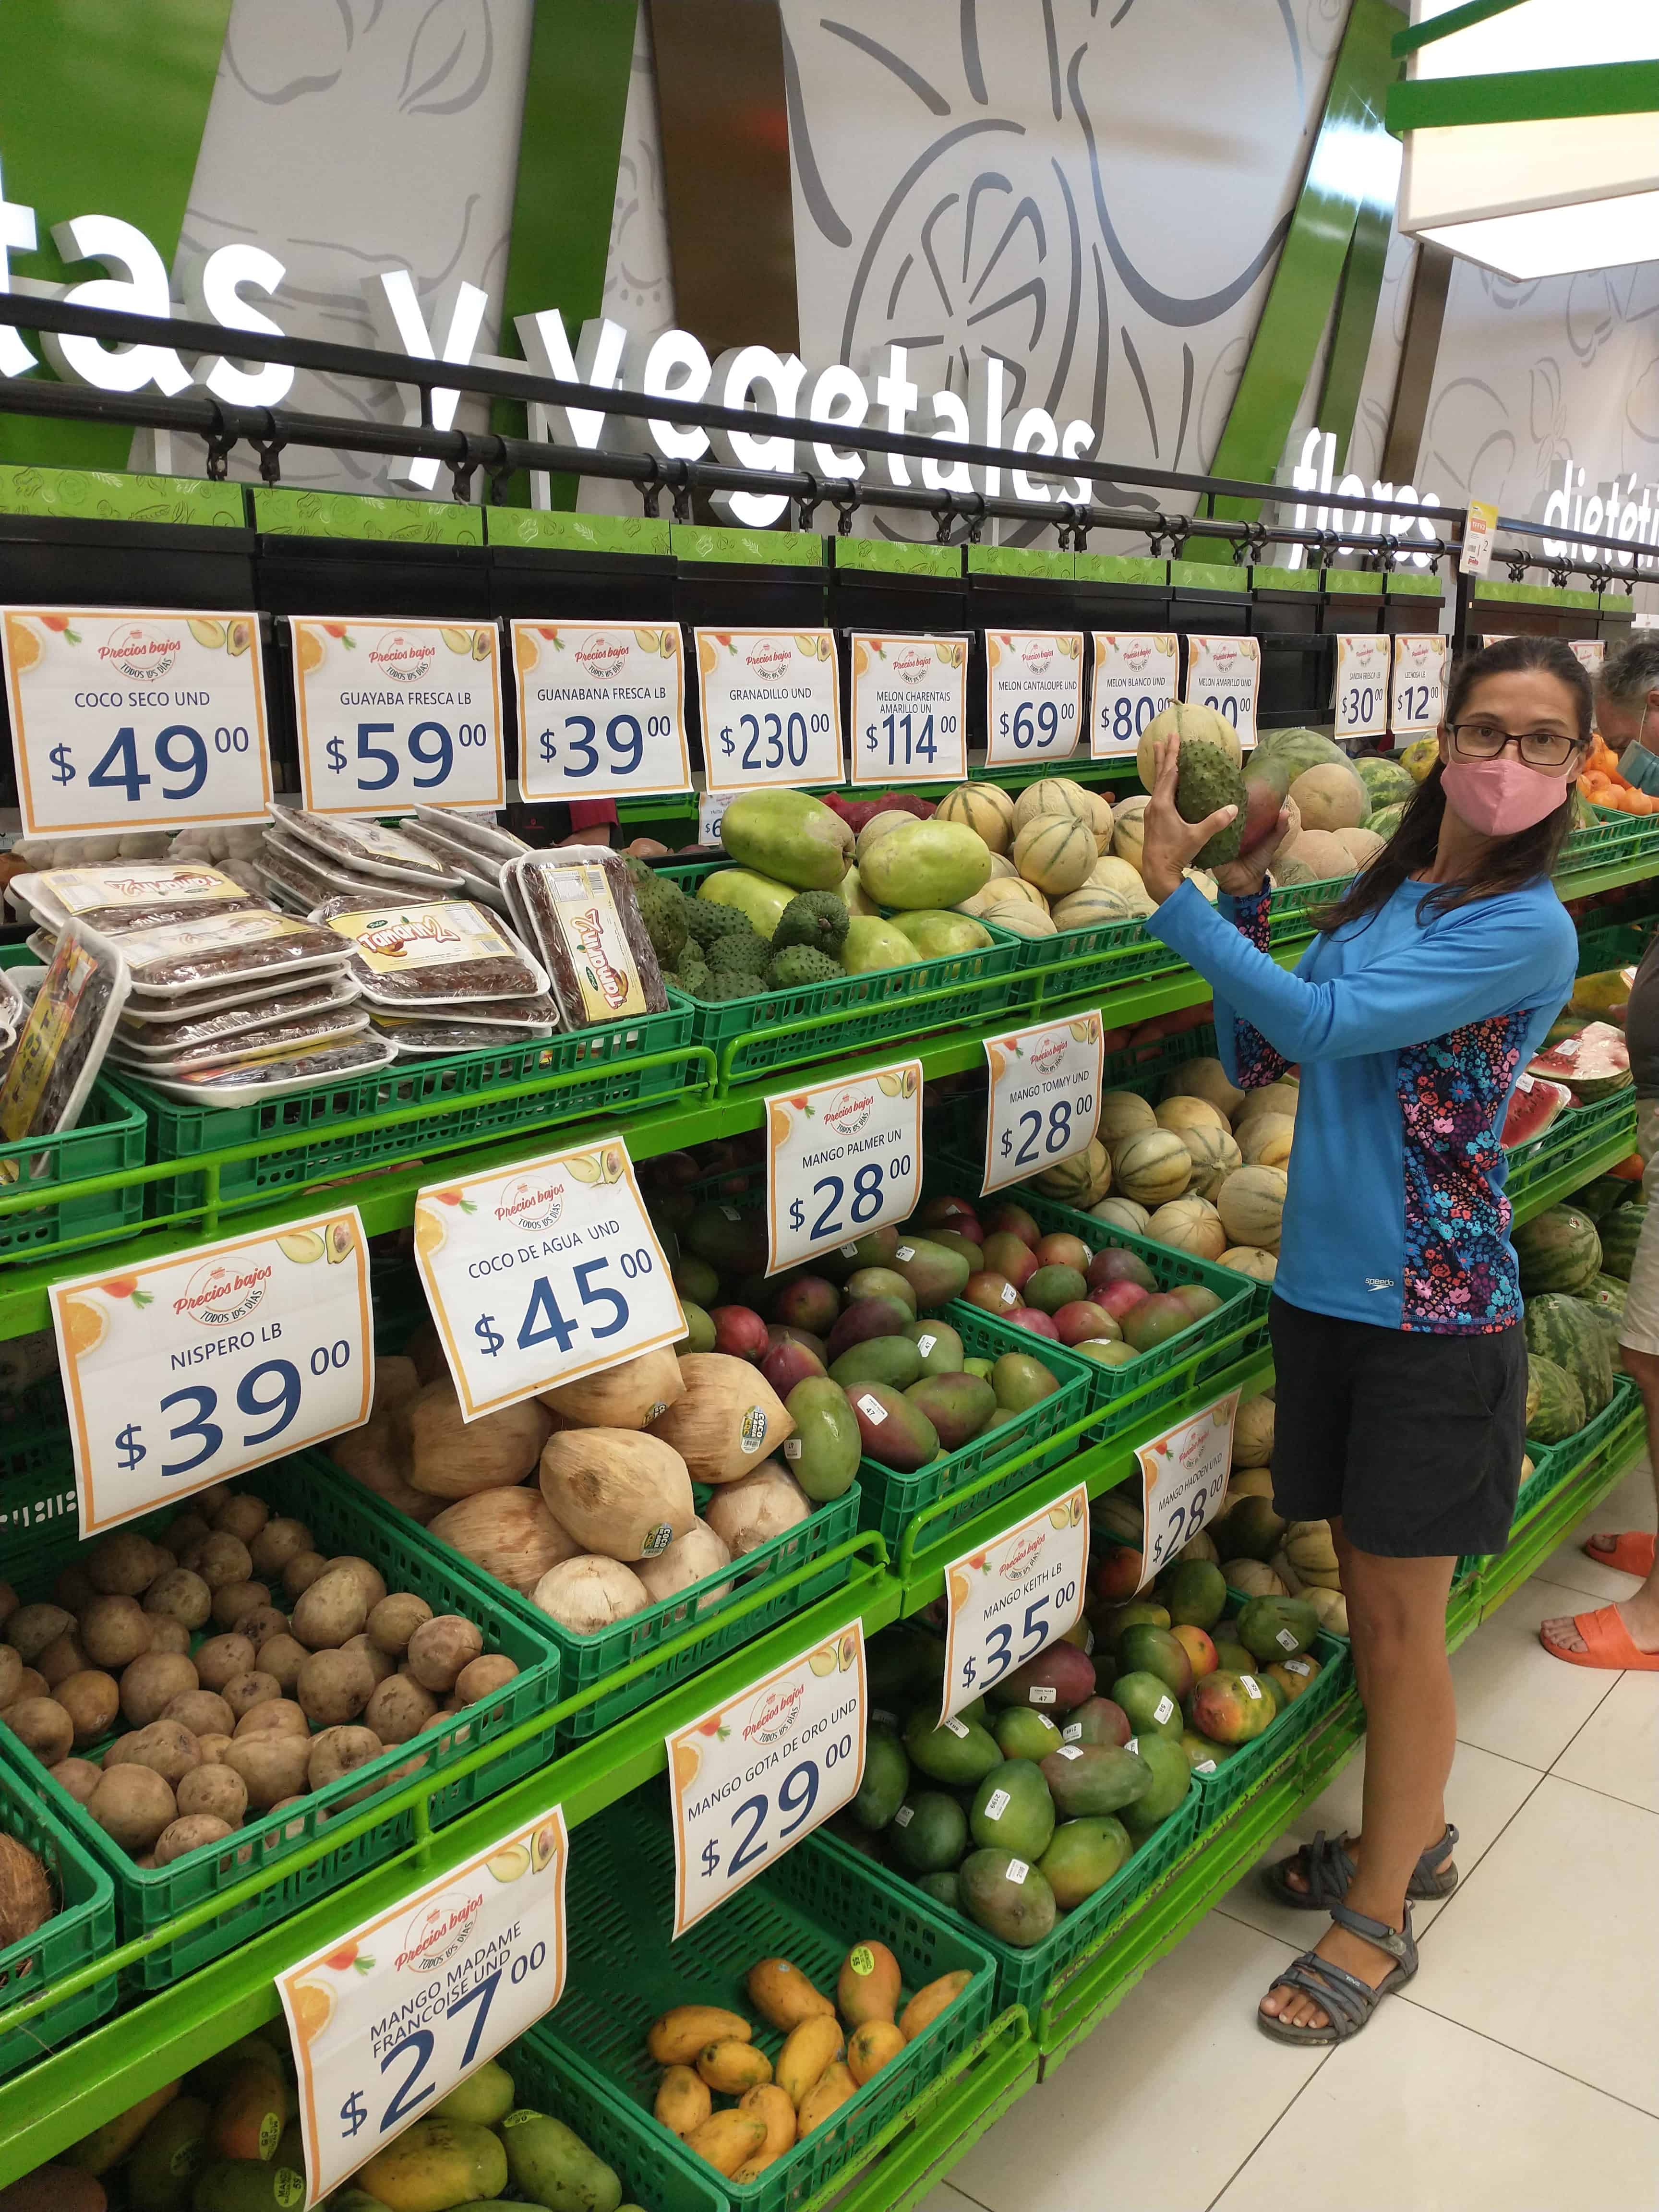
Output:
[696, 1730, 856, 1884]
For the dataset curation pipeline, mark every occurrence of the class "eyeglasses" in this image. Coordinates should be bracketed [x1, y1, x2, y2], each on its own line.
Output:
[1448, 721, 1583, 769]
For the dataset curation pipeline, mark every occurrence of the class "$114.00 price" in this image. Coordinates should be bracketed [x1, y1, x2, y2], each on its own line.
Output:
[668, 1624, 866, 1937]
[939, 1485, 1088, 1723]
[413, 1141, 684, 1421]
[51, 1210, 373, 1536]
[848, 633, 968, 785]
[764, 1061, 923, 1274]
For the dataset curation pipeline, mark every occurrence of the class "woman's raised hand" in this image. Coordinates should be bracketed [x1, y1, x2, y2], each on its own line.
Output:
[1140, 736, 1288, 903]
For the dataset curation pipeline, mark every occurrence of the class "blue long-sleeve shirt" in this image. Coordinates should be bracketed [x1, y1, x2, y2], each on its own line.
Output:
[1147, 877, 1578, 1332]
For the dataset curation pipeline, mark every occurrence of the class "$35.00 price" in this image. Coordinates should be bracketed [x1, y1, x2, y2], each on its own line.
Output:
[956, 1580, 1079, 1697]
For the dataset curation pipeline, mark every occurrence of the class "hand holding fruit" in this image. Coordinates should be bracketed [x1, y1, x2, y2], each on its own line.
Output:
[1141, 737, 1287, 902]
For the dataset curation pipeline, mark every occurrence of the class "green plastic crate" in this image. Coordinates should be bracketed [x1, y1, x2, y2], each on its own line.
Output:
[1503, 1088, 1637, 1209]
[0, 1451, 562, 1986]
[0, 1078, 147, 1260]
[0, 1371, 70, 1485]
[0, 1746, 118, 2081]
[853, 1303, 1094, 1559]
[504, 2026, 727, 2212]
[1264, 875, 1345, 941]
[1561, 804, 1659, 874]
[1457, 1374, 1644, 1580]
[992, 903, 1189, 998]
[133, 999, 701, 1220]
[541, 1795, 997, 2212]
[1187, 1620, 1352, 1823]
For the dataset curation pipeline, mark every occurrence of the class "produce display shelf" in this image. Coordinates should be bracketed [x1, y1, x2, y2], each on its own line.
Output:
[1503, 1094, 1638, 1218]
[0, 1546, 899, 2186]
[1469, 1389, 1649, 1623]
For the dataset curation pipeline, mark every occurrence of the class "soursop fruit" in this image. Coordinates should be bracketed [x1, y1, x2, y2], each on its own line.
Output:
[767, 945, 842, 990]
[623, 856, 688, 965]
[685, 898, 755, 950]
[772, 889, 849, 956]
[1175, 739, 1249, 866]
[706, 929, 769, 979]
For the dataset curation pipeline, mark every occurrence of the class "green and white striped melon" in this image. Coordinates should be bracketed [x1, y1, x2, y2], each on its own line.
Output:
[1090, 1195, 1151, 1236]
[1238, 1113, 1294, 1170]
[1180, 1125, 1242, 1201]
[935, 781, 1015, 852]
[1096, 1089, 1158, 1152]
[982, 899, 1058, 939]
[1050, 885, 1134, 932]
[1527, 1353, 1585, 1444]
[1155, 1094, 1229, 1138]
[1219, 1246, 1277, 1281]
[1034, 1139, 1112, 1207]
[1114, 1128, 1193, 1206]
[1232, 1395, 1274, 1468]
[1111, 795, 1149, 867]
[1145, 1194, 1227, 1262]
[1598, 1201, 1647, 1282]
[1012, 775, 1095, 831]
[1217, 1165, 1287, 1250]
[1013, 815, 1095, 895]
[1233, 1079, 1299, 1130]
[1163, 1057, 1246, 1119]
[1089, 855, 1151, 901]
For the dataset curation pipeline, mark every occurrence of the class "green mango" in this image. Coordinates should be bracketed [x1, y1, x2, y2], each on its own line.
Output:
[853, 1726, 909, 1830]
[784, 1376, 861, 1502]
[904, 1707, 1004, 1786]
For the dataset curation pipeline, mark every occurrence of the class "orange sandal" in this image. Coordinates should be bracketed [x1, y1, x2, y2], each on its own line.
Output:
[1583, 1532, 1656, 1577]
[1540, 1605, 1659, 1670]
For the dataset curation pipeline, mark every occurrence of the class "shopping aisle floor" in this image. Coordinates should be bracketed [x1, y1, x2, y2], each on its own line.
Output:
[920, 1463, 1659, 2212]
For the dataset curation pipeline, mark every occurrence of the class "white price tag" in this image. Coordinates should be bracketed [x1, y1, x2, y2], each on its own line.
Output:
[698, 791, 735, 845]
[939, 1483, 1088, 1723]
[1134, 1387, 1241, 1592]
[279, 1804, 568, 2207]
[763, 1060, 922, 1274]
[1333, 634, 1392, 740]
[697, 628, 842, 792]
[981, 1014, 1104, 1197]
[985, 631, 1083, 765]
[1183, 635, 1261, 752]
[2, 603, 272, 836]
[291, 617, 504, 816]
[667, 1623, 866, 1937]
[1461, 498, 1499, 577]
[1090, 632, 1178, 758]
[515, 621, 691, 802]
[52, 1208, 372, 1537]
[413, 1140, 684, 1422]
[849, 633, 969, 785]
[1570, 637, 1606, 679]
[1390, 634, 1447, 737]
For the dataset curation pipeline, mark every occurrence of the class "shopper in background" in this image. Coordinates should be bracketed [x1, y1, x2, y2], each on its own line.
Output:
[1539, 637, 1659, 1671]
[1138, 636, 1587, 2045]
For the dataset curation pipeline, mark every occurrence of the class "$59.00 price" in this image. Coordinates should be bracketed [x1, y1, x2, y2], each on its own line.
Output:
[469, 1247, 658, 1362]
[324, 720, 490, 793]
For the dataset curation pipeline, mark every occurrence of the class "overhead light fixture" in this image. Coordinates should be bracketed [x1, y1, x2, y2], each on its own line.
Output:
[1391, 0, 1659, 281]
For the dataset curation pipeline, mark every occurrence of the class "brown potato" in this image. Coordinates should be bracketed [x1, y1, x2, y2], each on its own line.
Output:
[53, 1563, 98, 1615]
[36, 1631, 91, 1689]
[366, 1593, 431, 1657]
[48, 1756, 102, 1806]
[282, 1551, 329, 1602]
[147, 1546, 178, 1577]
[194, 1633, 256, 1692]
[456, 1655, 518, 1705]
[155, 1814, 234, 1864]
[119, 1652, 199, 1728]
[321, 1556, 388, 1610]
[88, 1765, 175, 1852]
[190, 1532, 252, 1590]
[144, 1616, 192, 1657]
[236, 1606, 288, 1650]
[163, 1690, 235, 1739]
[211, 1493, 269, 1545]
[87, 1531, 168, 1597]
[255, 1635, 307, 1694]
[195, 1733, 233, 1765]
[80, 1596, 153, 1671]
[177, 1763, 248, 1825]
[363, 1675, 437, 1744]
[57, 1669, 120, 1745]
[161, 1510, 213, 1554]
[105, 1719, 200, 1787]
[221, 1671, 282, 1721]
[210, 1580, 272, 1632]
[405, 1616, 483, 1693]
[233, 1698, 308, 1741]
[224, 1735, 310, 1810]
[6, 1604, 74, 1663]
[3, 1696, 73, 1764]
[340, 1633, 395, 1687]
[0, 1647, 19, 1708]
[291, 1570, 369, 1651]
[249, 1516, 314, 1580]
[307, 1725, 383, 1791]
[143, 1568, 212, 1631]
[297, 1648, 374, 1727]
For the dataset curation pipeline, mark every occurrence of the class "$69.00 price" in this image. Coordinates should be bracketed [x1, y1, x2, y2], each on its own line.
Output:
[325, 721, 488, 792]
[786, 1155, 912, 1240]
[698, 1735, 854, 1882]
[998, 1096, 1093, 1166]
[335, 1940, 551, 2145]
[999, 698, 1066, 750]
[469, 1249, 656, 1361]
[957, 1582, 1078, 1695]
[114, 1338, 354, 1477]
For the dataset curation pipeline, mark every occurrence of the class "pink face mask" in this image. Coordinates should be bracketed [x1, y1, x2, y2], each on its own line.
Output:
[1441, 756, 1569, 837]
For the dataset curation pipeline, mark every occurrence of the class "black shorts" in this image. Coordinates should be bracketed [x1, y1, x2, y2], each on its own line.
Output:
[1267, 1295, 1527, 1559]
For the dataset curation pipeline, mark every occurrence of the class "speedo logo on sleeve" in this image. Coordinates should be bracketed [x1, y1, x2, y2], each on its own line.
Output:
[1365, 1277, 1395, 1291]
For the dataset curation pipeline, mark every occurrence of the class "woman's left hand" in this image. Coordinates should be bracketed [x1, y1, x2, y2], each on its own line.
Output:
[1140, 736, 1241, 903]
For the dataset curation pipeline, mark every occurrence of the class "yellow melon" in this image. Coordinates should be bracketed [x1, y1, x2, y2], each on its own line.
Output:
[1110, 795, 1148, 867]
[1217, 1164, 1287, 1250]
[1096, 1089, 1158, 1152]
[936, 782, 1015, 854]
[1238, 1113, 1294, 1170]
[1012, 777, 1096, 833]
[1218, 1246, 1277, 1282]
[1233, 1079, 1299, 1130]
[983, 899, 1058, 939]
[1178, 1124, 1241, 1201]
[1145, 1194, 1227, 1262]
[1114, 1129, 1192, 1206]
[1013, 816, 1094, 896]
[1154, 1095, 1228, 1138]
[1162, 1057, 1245, 1119]
[1288, 763, 1367, 833]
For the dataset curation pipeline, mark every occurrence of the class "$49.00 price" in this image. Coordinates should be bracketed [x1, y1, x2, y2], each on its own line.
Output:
[325, 720, 489, 793]
[50, 721, 255, 804]
[469, 1247, 658, 1362]
[112, 1336, 355, 1478]
[786, 1153, 913, 1242]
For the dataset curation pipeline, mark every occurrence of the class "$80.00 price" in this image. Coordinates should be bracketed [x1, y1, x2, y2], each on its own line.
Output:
[997, 1094, 1094, 1167]
[956, 1580, 1079, 1697]
[112, 1336, 355, 1478]
[50, 721, 255, 804]
[324, 720, 490, 793]
[785, 1152, 913, 1241]
[469, 1248, 658, 1363]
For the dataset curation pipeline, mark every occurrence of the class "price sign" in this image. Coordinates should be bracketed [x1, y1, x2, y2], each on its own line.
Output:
[52, 1208, 372, 1537]
[291, 617, 504, 816]
[514, 621, 691, 802]
[1461, 498, 1499, 577]
[1571, 637, 1607, 680]
[1390, 633, 1448, 737]
[1134, 1387, 1241, 1592]
[667, 1623, 865, 1937]
[848, 633, 968, 785]
[697, 791, 735, 846]
[981, 1014, 1104, 1197]
[938, 1483, 1088, 1723]
[1334, 634, 1391, 740]
[1, 603, 271, 837]
[1183, 635, 1261, 752]
[280, 1804, 568, 2207]
[763, 1060, 922, 1274]
[697, 629, 842, 793]
[1091, 632, 1178, 758]
[985, 632, 1083, 765]
[413, 1139, 683, 1422]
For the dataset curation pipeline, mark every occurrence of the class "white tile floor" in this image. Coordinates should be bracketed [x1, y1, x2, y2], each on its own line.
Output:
[920, 1475, 1659, 2212]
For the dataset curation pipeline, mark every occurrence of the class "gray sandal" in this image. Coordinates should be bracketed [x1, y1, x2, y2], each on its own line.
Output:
[1257, 1900, 1418, 2046]
[1264, 1823, 1458, 1911]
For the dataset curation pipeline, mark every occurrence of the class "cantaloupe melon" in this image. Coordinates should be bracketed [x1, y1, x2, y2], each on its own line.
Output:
[958, 878, 1046, 918]
[1114, 1128, 1193, 1206]
[1110, 796, 1149, 867]
[1274, 828, 1354, 882]
[1035, 1139, 1111, 1206]
[1335, 825, 1384, 869]
[1136, 701, 1241, 790]
[1012, 777, 1097, 833]
[1050, 885, 1133, 932]
[986, 852, 1021, 879]
[1089, 855, 1150, 901]
[1013, 816, 1095, 895]
[983, 899, 1057, 938]
[1096, 1090, 1158, 1151]
[936, 782, 1014, 852]
[1145, 1194, 1226, 1262]
[1089, 1195, 1150, 1236]
[1238, 1112, 1294, 1170]
[1163, 1057, 1246, 1119]
[1155, 1095, 1228, 1138]
[1288, 762, 1367, 833]
[1218, 1245, 1277, 1281]
[1179, 1124, 1241, 1200]
[1080, 787, 1115, 852]
[1234, 1078, 1298, 1129]
[1232, 1395, 1274, 1468]
[1217, 1165, 1287, 1250]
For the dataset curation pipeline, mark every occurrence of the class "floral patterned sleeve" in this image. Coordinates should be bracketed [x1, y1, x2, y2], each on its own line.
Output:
[1218, 889, 1291, 1088]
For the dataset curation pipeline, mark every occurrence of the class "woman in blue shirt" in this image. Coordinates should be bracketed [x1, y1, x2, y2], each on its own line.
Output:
[1140, 636, 1587, 2045]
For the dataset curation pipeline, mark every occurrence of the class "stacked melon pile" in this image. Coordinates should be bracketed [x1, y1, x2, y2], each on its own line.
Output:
[1240, 726, 1383, 885]
[931, 775, 1151, 941]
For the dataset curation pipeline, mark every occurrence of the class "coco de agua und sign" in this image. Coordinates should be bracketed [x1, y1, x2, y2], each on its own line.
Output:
[667, 1622, 866, 1937]
[52, 1210, 372, 1537]
[697, 629, 843, 794]
[938, 1483, 1088, 1724]
[1390, 634, 1447, 737]
[1, 605, 271, 837]
[1090, 633, 1178, 759]
[764, 1060, 923, 1274]
[290, 617, 504, 815]
[849, 633, 969, 786]
[1134, 1387, 1241, 1593]
[1333, 634, 1391, 742]
[981, 1014, 1104, 1197]
[1183, 636, 1261, 752]
[280, 1805, 568, 2206]
[413, 1141, 683, 1421]
[515, 621, 692, 802]
[984, 632, 1083, 766]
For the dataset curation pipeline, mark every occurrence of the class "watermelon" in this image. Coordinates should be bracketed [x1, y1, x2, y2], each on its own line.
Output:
[1575, 1174, 1639, 1226]
[1501, 1075, 1571, 1149]
[1587, 1273, 1628, 1323]
[1599, 1202, 1648, 1282]
[1254, 727, 1352, 782]
[1524, 1292, 1614, 1415]
[1366, 802, 1405, 840]
[1354, 757, 1414, 809]
[1527, 1022, 1632, 1105]
[1513, 1206, 1601, 1296]
[1527, 1354, 1586, 1444]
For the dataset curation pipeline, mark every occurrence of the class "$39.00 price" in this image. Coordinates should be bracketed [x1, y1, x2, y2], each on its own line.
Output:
[112, 1335, 355, 1479]
[537, 709, 674, 779]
